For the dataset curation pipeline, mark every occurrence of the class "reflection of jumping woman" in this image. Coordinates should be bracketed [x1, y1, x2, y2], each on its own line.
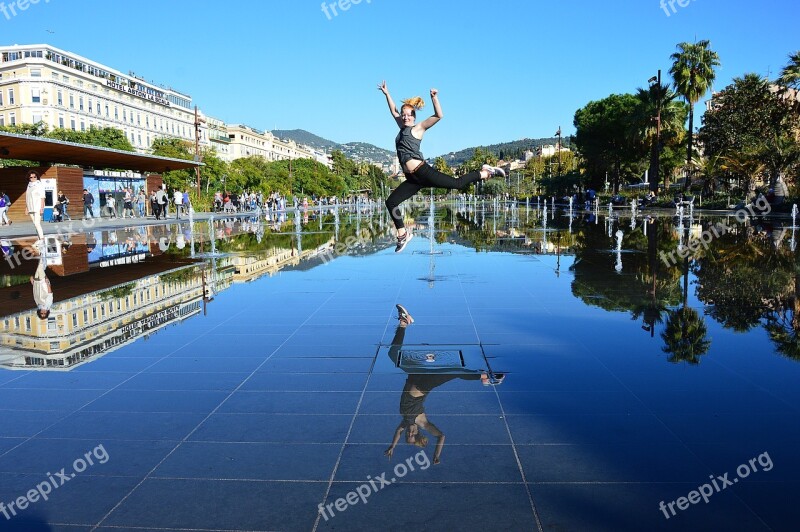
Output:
[379, 81, 505, 252]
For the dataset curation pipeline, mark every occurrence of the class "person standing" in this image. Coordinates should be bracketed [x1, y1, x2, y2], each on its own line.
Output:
[773, 173, 789, 206]
[57, 190, 71, 221]
[137, 189, 146, 218]
[105, 194, 117, 218]
[150, 191, 159, 220]
[173, 188, 184, 219]
[0, 191, 10, 225]
[83, 189, 95, 218]
[123, 188, 135, 218]
[156, 187, 167, 220]
[183, 190, 190, 214]
[26, 170, 46, 240]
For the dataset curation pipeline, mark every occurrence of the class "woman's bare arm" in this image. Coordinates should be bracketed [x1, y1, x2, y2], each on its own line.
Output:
[417, 88, 442, 132]
[378, 80, 403, 128]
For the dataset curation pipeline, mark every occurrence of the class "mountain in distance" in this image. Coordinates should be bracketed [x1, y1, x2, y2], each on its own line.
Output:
[439, 137, 566, 166]
[271, 129, 395, 166]
[272, 129, 571, 169]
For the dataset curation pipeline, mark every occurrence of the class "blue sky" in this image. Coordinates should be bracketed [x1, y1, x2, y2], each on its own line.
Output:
[2, 0, 798, 157]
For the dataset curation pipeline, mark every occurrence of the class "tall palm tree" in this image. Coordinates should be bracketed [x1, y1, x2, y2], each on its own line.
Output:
[778, 50, 800, 89]
[634, 82, 687, 193]
[670, 40, 721, 191]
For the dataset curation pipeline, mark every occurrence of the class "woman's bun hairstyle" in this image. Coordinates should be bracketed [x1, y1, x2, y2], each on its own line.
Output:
[401, 96, 425, 110]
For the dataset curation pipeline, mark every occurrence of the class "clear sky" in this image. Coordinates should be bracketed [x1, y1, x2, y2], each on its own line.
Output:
[1, 0, 798, 158]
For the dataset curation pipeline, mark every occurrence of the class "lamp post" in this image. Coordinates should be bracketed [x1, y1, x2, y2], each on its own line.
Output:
[648, 70, 661, 194]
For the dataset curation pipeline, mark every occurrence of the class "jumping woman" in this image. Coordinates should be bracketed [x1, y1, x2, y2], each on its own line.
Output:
[379, 81, 505, 252]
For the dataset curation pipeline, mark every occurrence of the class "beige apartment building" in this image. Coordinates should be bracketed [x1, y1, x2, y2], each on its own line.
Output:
[0, 44, 205, 153]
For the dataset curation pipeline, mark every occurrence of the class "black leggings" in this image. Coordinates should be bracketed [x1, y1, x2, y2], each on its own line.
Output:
[385, 163, 482, 229]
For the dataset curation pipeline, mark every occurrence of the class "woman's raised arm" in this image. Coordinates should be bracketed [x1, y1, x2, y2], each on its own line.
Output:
[378, 80, 403, 128]
[417, 88, 442, 131]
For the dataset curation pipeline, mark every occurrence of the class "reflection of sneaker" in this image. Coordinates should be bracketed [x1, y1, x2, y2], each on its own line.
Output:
[481, 164, 506, 179]
[482, 373, 505, 386]
[395, 230, 413, 253]
[396, 304, 414, 326]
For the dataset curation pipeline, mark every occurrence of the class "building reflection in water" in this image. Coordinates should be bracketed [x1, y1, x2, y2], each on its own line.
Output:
[0, 217, 334, 371]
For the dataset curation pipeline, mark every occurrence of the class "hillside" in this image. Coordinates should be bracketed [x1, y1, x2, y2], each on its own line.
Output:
[271, 129, 571, 169]
[271, 129, 394, 166]
[438, 137, 566, 166]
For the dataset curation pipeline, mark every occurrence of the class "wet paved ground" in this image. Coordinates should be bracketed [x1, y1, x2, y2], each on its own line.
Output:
[0, 204, 798, 531]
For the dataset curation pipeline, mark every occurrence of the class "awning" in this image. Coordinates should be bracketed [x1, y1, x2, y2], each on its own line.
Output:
[0, 131, 202, 173]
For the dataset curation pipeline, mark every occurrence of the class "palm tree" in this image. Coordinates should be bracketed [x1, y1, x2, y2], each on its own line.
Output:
[670, 40, 721, 191]
[634, 82, 687, 193]
[721, 149, 766, 199]
[778, 50, 800, 89]
[661, 307, 711, 364]
[692, 152, 727, 197]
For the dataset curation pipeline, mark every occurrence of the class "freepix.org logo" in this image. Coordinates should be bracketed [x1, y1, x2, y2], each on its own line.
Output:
[660, 0, 697, 17]
[321, 0, 371, 20]
[0, 0, 51, 21]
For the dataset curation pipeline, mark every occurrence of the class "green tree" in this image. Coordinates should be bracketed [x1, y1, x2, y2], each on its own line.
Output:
[661, 307, 711, 364]
[699, 74, 796, 161]
[778, 50, 800, 90]
[150, 136, 195, 190]
[670, 40, 721, 190]
[633, 82, 688, 192]
[573, 93, 644, 192]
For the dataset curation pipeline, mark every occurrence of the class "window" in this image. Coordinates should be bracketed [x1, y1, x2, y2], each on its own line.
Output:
[58, 114, 64, 128]
[105, 104, 109, 117]
[30, 68, 41, 77]
[79, 96, 84, 111]
[62, 75, 69, 83]
[123, 109, 127, 122]
[80, 120, 85, 132]
[92, 307, 97, 320]
[69, 94, 74, 109]
[83, 310, 88, 322]
[57, 90, 62, 106]
[70, 117, 75, 130]
[88, 98, 92, 112]
[114, 106, 118, 120]
[9, 112, 15, 126]
[72, 313, 77, 327]
[25, 317, 31, 331]
[51, 72, 59, 80]
[32, 112, 42, 123]
[8, 89, 14, 105]
[96, 102, 100, 114]
[31, 88, 41, 103]
[0, 90, 3, 106]
[0, 116, 4, 127]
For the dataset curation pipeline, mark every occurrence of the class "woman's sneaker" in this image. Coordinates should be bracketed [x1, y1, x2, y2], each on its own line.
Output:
[396, 304, 414, 326]
[395, 230, 413, 252]
[481, 164, 506, 179]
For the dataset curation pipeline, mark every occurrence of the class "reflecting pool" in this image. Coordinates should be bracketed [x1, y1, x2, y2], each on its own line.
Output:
[0, 201, 798, 531]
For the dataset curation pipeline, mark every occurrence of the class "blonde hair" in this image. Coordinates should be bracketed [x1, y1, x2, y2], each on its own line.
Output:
[401, 96, 425, 117]
[401, 96, 425, 110]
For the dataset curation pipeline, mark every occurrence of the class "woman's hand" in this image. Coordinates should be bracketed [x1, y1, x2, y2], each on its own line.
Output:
[430, 88, 438, 99]
[378, 80, 389, 95]
[384, 446, 395, 459]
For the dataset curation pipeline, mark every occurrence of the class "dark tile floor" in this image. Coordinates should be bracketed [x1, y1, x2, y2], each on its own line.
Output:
[1, 235, 798, 531]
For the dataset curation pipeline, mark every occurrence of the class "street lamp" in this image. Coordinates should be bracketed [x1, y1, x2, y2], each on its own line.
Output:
[648, 70, 662, 195]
